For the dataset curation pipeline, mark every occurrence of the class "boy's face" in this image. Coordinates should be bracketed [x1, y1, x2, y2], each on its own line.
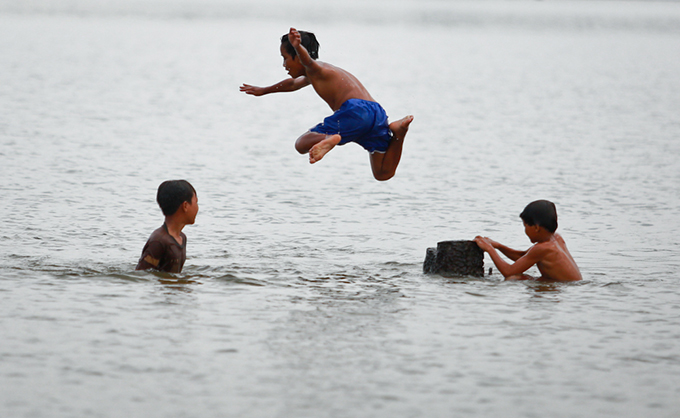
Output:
[280, 45, 304, 78]
[184, 194, 199, 225]
[524, 222, 540, 243]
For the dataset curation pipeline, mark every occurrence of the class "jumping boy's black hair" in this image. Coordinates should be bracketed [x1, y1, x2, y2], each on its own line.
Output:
[156, 180, 196, 216]
[520, 200, 558, 233]
[281, 30, 320, 60]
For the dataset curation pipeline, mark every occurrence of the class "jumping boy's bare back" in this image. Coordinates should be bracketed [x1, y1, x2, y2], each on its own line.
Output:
[241, 28, 413, 181]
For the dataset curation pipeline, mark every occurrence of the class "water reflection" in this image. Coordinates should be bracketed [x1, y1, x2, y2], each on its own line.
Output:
[156, 277, 200, 292]
[525, 281, 564, 294]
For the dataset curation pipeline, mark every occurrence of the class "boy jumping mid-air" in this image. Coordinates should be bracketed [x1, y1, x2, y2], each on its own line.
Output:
[240, 27, 413, 181]
[474, 200, 582, 282]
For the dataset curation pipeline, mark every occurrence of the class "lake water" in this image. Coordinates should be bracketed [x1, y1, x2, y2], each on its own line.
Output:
[1, 1, 680, 417]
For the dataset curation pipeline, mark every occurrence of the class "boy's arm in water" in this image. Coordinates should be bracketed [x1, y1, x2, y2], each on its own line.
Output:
[483, 238, 527, 261]
[474, 236, 543, 278]
[240, 76, 310, 96]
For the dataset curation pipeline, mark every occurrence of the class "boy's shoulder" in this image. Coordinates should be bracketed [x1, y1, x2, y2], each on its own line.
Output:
[527, 236, 560, 257]
[147, 224, 185, 248]
[528, 234, 569, 261]
[147, 224, 169, 242]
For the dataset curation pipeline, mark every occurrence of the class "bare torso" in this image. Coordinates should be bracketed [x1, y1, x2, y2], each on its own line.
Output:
[534, 234, 582, 282]
[308, 62, 375, 111]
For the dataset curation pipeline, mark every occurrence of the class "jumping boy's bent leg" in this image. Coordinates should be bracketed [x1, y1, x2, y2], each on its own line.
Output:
[295, 131, 328, 154]
[369, 115, 414, 181]
[309, 134, 341, 164]
[295, 131, 341, 164]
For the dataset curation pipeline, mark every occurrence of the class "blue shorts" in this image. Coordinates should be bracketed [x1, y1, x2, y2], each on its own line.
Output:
[310, 99, 392, 153]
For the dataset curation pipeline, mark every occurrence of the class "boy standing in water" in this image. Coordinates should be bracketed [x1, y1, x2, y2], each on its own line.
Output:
[474, 200, 582, 282]
[240, 27, 413, 181]
[136, 180, 199, 273]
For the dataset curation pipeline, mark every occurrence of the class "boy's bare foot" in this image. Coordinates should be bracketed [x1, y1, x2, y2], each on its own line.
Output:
[389, 115, 414, 141]
[309, 134, 341, 164]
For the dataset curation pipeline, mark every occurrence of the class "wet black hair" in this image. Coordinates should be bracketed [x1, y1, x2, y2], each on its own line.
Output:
[520, 200, 558, 233]
[156, 180, 196, 216]
[280, 30, 320, 60]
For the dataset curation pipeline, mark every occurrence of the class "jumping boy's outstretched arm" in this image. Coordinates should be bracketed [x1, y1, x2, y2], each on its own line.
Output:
[239, 28, 319, 97]
[240, 76, 310, 96]
[474, 236, 543, 278]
